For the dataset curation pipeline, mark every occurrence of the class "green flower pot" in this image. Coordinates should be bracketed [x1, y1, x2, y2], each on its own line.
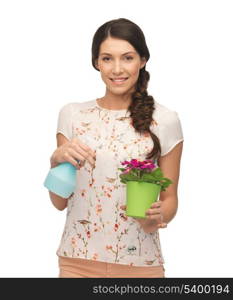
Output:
[126, 181, 161, 218]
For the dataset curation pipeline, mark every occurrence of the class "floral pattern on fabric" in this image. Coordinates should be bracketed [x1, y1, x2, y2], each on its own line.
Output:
[56, 99, 183, 266]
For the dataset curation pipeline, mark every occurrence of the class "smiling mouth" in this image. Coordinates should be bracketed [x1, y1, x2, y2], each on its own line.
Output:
[110, 78, 129, 84]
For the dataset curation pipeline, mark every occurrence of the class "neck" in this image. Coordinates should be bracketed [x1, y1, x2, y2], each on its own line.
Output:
[99, 90, 133, 110]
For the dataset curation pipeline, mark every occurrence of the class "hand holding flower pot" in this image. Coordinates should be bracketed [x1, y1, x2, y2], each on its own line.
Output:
[118, 159, 173, 218]
[120, 202, 168, 230]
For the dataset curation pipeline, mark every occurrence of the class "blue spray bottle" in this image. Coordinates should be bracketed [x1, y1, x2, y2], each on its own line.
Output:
[43, 136, 94, 198]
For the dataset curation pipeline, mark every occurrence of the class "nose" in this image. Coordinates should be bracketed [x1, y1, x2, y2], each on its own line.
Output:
[112, 60, 123, 75]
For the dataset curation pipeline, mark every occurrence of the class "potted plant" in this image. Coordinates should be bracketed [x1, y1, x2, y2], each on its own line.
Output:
[118, 159, 173, 218]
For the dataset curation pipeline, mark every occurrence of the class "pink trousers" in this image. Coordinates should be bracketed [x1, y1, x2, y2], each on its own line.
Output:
[58, 256, 165, 278]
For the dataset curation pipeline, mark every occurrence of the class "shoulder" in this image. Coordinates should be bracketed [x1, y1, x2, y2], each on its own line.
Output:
[151, 100, 184, 156]
[58, 99, 96, 115]
[152, 100, 181, 129]
[153, 100, 179, 121]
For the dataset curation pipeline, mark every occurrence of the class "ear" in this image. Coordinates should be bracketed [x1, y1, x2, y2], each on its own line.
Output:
[95, 59, 99, 70]
[140, 57, 147, 69]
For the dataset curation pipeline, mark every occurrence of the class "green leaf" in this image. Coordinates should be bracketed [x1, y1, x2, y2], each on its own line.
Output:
[141, 174, 156, 181]
[150, 168, 163, 180]
[118, 165, 174, 191]
[119, 173, 139, 182]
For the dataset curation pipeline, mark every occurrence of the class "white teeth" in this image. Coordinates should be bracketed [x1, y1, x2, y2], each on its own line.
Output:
[112, 78, 127, 82]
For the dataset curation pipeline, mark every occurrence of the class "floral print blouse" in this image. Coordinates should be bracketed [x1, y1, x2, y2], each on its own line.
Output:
[55, 98, 184, 266]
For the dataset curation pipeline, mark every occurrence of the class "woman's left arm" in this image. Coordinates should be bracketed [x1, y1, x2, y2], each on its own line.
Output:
[135, 141, 184, 233]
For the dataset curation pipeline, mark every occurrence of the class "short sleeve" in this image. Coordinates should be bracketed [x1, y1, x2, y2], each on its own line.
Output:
[159, 111, 184, 156]
[56, 103, 73, 141]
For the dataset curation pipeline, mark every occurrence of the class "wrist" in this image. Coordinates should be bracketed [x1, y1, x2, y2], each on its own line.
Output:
[136, 218, 159, 234]
[144, 219, 158, 233]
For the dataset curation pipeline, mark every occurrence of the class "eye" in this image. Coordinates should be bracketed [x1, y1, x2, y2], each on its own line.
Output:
[125, 56, 133, 60]
[102, 57, 111, 61]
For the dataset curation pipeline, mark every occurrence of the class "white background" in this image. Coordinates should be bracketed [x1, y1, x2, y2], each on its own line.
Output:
[0, 0, 232, 277]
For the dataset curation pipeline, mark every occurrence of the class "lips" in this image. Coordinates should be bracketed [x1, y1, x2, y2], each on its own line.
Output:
[110, 77, 128, 83]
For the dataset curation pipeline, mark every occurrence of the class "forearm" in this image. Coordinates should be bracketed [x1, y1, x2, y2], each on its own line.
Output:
[49, 191, 69, 211]
[160, 196, 178, 224]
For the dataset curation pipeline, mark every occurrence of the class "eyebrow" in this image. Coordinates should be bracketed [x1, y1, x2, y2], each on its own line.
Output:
[99, 51, 136, 56]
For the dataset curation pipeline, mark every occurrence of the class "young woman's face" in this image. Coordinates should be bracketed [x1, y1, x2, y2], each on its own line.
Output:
[95, 37, 146, 96]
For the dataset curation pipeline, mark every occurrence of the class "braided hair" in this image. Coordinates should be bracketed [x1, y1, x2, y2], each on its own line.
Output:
[91, 18, 161, 160]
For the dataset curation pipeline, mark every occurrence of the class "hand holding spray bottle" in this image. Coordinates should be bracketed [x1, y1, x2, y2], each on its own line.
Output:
[43, 136, 96, 198]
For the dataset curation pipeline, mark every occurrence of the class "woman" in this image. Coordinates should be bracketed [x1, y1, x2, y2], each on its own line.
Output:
[49, 18, 184, 278]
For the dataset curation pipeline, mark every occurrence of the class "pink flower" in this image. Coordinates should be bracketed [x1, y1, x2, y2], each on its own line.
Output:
[130, 159, 140, 167]
[122, 160, 130, 165]
[121, 159, 157, 171]
[122, 167, 133, 174]
[119, 158, 173, 192]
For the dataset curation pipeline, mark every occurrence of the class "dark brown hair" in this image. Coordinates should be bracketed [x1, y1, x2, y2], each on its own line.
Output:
[91, 18, 161, 160]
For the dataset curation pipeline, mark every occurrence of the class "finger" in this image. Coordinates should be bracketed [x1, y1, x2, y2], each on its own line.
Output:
[146, 208, 161, 216]
[62, 152, 82, 169]
[157, 222, 167, 229]
[84, 146, 96, 158]
[69, 147, 95, 167]
[77, 146, 96, 166]
[151, 201, 161, 209]
[66, 148, 87, 164]
[72, 138, 96, 158]
[120, 205, 126, 210]
[76, 159, 85, 168]
[62, 149, 87, 169]
[146, 214, 160, 220]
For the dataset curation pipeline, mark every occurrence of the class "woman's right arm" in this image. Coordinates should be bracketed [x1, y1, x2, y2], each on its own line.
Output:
[49, 133, 70, 211]
[49, 133, 96, 211]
